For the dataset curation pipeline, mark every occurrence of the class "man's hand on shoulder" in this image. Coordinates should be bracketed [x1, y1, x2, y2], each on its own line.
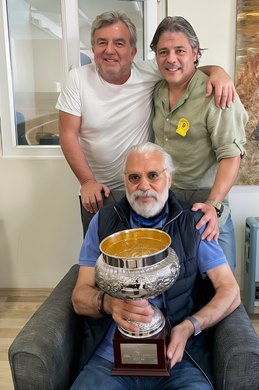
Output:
[192, 202, 219, 241]
[205, 66, 237, 109]
[80, 180, 110, 213]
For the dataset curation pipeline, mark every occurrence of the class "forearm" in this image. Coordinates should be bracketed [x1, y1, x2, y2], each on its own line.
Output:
[199, 65, 224, 76]
[192, 289, 240, 331]
[72, 282, 152, 330]
[166, 283, 240, 368]
[207, 156, 241, 202]
[72, 283, 103, 317]
[60, 132, 95, 185]
[72, 266, 106, 317]
[59, 111, 96, 185]
[191, 270, 241, 331]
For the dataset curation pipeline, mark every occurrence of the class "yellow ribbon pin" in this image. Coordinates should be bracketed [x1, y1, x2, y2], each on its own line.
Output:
[176, 118, 190, 137]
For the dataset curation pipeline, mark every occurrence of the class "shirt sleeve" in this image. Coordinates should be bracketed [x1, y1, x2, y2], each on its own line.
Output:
[198, 238, 227, 275]
[197, 224, 227, 276]
[55, 67, 81, 116]
[78, 213, 100, 267]
[207, 96, 248, 160]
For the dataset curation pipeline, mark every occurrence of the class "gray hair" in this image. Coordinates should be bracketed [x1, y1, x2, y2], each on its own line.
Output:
[150, 16, 203, 66]
[91, 11, 137, 49]
[123, 142, 174, 174]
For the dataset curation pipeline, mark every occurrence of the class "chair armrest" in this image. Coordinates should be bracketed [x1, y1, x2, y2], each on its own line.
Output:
[213, 303, 259, 390]
[8, 264, 82, 390]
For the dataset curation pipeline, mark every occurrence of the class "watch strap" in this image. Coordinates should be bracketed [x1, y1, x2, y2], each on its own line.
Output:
[97, 291, 108, 316]
[205, 200, 224, 217]
[185, 316, 201, 336]
[205, 200, 221, 209]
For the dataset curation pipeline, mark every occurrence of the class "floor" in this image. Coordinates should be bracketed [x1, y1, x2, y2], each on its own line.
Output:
[0, 289, 258, 390]
[0, 289, 52, 390]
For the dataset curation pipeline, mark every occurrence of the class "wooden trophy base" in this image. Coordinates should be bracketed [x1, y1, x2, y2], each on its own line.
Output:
[111, 326, 170, 376]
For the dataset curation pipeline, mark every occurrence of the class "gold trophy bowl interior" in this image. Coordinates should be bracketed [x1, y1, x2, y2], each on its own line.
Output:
[99, 228, 171, 267]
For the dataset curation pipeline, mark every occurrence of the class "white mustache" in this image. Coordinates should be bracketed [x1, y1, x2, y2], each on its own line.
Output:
[132, 190, 158, 201]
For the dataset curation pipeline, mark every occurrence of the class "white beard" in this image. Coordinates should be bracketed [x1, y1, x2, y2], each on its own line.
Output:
[126, 188, 169, 218]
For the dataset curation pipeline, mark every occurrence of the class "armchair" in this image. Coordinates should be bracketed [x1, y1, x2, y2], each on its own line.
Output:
[9, 265, 259, 390]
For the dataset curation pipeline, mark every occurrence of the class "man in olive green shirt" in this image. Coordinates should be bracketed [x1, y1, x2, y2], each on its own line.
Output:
[151, 16, 248, 269]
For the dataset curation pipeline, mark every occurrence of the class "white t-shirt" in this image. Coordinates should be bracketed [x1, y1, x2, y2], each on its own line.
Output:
[56, 60, 161, 190]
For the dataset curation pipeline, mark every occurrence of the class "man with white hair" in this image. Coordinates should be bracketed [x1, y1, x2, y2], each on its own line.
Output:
[71, 142, 240, 390]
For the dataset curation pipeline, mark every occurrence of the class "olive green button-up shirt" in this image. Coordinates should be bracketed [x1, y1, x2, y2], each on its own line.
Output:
[153, 69, 248, 191]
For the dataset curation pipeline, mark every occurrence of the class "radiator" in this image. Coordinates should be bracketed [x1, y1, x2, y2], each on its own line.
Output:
[243, 217, 259, 314]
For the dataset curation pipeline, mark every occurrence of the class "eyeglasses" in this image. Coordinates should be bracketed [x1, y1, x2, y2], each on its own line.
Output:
[124, 168, 167, 184]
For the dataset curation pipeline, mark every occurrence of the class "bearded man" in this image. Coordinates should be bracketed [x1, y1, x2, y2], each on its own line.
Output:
[71, 142, 240, 390]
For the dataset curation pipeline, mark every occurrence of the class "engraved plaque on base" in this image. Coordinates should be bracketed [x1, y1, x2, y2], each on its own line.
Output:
[112, 327, 170, 376]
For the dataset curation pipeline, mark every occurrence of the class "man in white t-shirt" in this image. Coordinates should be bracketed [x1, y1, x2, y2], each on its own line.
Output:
[56, 10, 237, 236]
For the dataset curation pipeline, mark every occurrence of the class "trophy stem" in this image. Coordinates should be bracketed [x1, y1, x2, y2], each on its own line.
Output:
[118, 304, 165, 339]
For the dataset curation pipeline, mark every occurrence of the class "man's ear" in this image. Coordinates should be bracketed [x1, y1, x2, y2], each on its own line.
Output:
[130, 47, 137, 63]
[193, 47, 198, 64]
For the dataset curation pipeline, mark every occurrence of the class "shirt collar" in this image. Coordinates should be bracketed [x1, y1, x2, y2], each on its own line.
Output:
[130, 204, 169, 229]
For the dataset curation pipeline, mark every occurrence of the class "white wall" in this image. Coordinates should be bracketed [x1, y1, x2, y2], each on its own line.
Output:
[0, 158, 82, 287]
[0, 0, 258, 288]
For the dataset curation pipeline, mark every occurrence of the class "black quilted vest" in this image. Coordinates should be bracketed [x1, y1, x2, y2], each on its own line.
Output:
[96, 191, 215, 387]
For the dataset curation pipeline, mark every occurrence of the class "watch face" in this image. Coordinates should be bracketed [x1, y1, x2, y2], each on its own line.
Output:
[217, 204, 224, 217]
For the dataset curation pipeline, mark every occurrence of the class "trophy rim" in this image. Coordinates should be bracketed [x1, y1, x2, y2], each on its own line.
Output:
[99, 228, 172, 267]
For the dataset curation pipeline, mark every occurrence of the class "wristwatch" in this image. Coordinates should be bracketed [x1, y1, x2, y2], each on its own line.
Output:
[185, 316, 201, 336]
[97, 291, 108, 316]
[205, 200, 224, 217]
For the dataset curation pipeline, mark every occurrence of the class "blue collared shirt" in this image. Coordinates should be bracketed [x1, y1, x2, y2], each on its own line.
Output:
[78, 209, 227, 362]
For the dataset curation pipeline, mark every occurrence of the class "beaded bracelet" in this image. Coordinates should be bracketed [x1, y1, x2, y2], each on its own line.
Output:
[97, 291, 108, 316]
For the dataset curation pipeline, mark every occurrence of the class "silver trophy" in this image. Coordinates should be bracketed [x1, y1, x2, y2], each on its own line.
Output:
[95, 228, 180, 376]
